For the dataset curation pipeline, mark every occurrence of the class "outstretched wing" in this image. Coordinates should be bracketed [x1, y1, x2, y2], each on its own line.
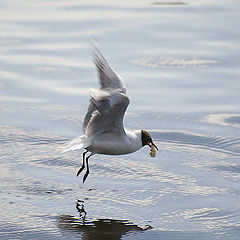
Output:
[85, 89, 130, 137]
[93, 47, 126, 93]
[83, 48, 128, 133]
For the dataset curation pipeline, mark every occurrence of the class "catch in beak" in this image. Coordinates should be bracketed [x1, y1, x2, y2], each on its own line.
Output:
[148, 142, 158, 157]
[141, 130, 158, 157]
[148, 141, 158, 151]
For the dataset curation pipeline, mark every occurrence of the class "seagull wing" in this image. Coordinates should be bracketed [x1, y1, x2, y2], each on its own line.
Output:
[93, 47, 126, 93]
[62, 89, 129, 153]
[85, 89, 129, 137]
[63, 48, 129, 153]
[83, 48, 128, 133]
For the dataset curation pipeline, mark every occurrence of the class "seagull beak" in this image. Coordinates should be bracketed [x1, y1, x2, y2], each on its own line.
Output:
[148, 141, 158, 151]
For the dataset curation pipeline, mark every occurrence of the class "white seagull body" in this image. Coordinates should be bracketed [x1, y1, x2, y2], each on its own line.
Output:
[63, 47, 158, 182]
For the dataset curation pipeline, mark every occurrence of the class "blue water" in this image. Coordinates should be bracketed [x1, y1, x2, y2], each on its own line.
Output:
[0, 0, 240, 239]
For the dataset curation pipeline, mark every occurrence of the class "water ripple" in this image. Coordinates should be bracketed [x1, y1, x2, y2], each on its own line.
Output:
[169, 208, 240, 231]
[149, 129, 240, 157]
[0, 126, 67, 145]
[131, 56, 218, 68]
[204, 113, 240, 128]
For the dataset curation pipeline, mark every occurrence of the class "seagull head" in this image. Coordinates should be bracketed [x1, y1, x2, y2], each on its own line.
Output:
[141, 130, 158, 151]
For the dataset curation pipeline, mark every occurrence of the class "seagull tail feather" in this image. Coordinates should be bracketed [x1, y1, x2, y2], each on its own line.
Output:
[61, 135, 91, 153]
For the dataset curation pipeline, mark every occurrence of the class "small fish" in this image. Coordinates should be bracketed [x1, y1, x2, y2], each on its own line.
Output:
[150, 144, 157, 157]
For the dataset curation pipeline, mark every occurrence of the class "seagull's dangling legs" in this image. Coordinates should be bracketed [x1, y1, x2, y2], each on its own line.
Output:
[83, 153, 93, 183]
[77, 150, 88, 177]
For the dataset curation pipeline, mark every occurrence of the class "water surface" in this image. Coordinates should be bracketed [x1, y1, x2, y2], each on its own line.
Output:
[0, 0, 240, 239]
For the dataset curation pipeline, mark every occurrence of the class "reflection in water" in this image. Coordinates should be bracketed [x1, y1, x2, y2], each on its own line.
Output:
[57, 217, 145, 240]
[57, 200, 150, 240]
[76, 199, 87, 223]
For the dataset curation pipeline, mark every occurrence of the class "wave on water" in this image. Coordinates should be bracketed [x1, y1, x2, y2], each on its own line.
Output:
[204, 113, 240, 129]
[149, 129, 240, 157]
[131, 56, 218, 68]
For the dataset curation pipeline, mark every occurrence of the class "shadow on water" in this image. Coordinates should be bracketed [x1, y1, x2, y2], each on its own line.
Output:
[57, 214, 239, 240]
[56, 200, 224, 240]
[57, 216, 146, 240]
[57, 200, 150, 240]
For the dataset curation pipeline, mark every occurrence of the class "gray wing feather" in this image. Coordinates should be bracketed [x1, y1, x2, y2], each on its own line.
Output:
[83, 48, 128, 132]
[84, 90, 130, 137]
[93, 47, 126, 93]
[82, 101, 95, 132]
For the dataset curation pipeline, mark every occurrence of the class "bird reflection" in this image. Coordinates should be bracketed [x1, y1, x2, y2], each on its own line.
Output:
[76, 199, 87, 223]
[57, 199, 151, 240]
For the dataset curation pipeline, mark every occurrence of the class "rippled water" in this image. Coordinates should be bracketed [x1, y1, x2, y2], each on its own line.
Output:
[1, 0, 240, 239]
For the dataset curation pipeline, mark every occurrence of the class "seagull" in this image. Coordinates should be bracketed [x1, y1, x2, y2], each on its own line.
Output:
[62, 47, 158, 183]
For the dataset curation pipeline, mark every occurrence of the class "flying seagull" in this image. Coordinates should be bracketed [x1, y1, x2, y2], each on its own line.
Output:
[62, 48, 158, 182]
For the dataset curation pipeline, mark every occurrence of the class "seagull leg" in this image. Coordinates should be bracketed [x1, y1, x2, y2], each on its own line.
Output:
[83, 153, 92, 183]
[77, 150, 88, 177]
